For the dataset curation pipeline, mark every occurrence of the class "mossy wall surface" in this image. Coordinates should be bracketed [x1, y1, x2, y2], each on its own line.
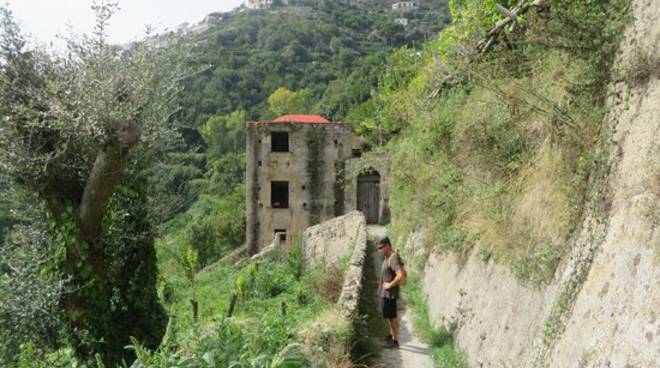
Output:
[306, 126, 327, 225]
[246, 122, 353, 251]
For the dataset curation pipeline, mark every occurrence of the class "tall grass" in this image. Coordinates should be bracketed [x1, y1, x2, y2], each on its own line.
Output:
[387, 17, 625, 284]
[147, 231, 341, 367]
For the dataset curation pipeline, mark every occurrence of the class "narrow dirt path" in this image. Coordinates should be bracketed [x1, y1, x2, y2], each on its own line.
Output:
[366, 225, 433, 368]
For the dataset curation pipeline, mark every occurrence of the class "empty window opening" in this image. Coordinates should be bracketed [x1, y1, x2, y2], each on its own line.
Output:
[271, 181, 289, 208]
[334, 139, 338, 145]
[258, 160, 262, 166]
[303, 202, 307, 209]
[274, 229, 287, 242]
[271, 131, 289, 152]
[302, 185, 306, 190]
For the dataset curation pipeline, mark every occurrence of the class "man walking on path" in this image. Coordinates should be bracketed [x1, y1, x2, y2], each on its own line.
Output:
[378, 237, 406, 349]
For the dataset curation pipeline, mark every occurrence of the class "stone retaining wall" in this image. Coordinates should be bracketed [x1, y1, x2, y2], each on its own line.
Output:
[302, 210, 368, 322]
[303, 211, 366, 267]
[336, 218, 368, 321]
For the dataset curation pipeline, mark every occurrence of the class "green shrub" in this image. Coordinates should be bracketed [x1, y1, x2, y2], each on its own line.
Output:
[150, 248, 332, 367]
[513, 243, 562, 287]
[625, 46, 660, 86]
[433, 343, 467, 368]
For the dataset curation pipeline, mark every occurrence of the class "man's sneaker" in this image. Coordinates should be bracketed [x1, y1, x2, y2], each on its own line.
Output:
[384, 339, 399, 349]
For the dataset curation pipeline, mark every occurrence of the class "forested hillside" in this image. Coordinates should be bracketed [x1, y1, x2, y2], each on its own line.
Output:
[150, 0, 450, 225]
[147, 0, 452, 288]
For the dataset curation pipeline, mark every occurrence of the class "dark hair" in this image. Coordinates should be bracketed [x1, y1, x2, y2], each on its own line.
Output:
[378, 237, 392, 247]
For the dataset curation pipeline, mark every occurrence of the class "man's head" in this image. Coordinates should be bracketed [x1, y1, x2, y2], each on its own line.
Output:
[378, 237, 393, 256]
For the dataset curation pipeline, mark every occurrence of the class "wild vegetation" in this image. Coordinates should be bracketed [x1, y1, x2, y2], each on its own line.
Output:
[407, 277, 466, 368]
[0, 0, 635, 366]
[377, 0, 630, 287]
[0, 1, 181, 362]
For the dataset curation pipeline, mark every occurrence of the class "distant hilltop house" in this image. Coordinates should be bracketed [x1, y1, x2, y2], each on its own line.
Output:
[391, 1, 419, 12]
[246, 0, 274, 9]
[173, 12, 224, 36]
[245, 114, 388, 253]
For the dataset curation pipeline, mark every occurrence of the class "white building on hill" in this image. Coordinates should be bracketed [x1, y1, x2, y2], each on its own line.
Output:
[246, 0, 274, 9]
[392, 1, 419, 12]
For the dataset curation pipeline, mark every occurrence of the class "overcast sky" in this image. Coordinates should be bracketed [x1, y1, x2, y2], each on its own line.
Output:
[6, 0, 244, 48]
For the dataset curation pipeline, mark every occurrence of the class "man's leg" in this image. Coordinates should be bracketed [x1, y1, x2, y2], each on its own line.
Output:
[390, 317, 399, 342]
[382, 298, 399, 347]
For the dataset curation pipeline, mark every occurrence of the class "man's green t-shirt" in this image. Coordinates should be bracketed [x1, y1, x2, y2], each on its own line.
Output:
[380, 252, 404, 299]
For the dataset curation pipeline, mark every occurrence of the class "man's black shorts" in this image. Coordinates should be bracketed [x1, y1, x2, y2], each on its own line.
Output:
[382, 297, 397, 319]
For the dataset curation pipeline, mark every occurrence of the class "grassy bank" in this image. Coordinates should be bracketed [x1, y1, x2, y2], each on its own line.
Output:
[144, 233, 356, 367]
[379, 0, 629, 286]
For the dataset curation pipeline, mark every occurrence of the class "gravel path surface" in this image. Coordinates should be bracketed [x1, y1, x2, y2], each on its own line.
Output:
[372, 307, 433, 368]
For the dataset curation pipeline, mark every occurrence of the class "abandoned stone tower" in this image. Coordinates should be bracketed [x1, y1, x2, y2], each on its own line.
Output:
[245, 114, 354, 253]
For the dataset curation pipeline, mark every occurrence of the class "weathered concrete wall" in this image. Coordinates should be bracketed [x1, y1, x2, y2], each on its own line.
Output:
[302, 210, 366, 267]
[246, 121, 352, 253]
[403, 1, 660, 366]
[405, 230, 558, 367]
[542, 0, 660, 365]
[297, 213, 369, 366]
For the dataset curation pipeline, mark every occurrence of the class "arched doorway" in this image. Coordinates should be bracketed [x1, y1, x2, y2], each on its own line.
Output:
[357, 169, 380, 224]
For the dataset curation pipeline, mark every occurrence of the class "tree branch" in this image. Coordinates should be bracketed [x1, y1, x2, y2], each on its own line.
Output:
[475, 0, 548, 58]
[78, 122, 140, 245]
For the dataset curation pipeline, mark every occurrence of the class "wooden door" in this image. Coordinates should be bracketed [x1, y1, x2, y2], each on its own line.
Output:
[357, 175, 380, 224]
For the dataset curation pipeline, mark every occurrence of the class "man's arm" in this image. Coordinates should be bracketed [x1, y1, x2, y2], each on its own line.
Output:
[384, 267, 405, 289]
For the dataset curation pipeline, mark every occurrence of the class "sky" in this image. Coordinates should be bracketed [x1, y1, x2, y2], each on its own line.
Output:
[6, 0, 244, 48]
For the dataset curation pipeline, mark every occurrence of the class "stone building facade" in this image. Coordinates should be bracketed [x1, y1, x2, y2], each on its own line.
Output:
[245, 115, 354, 253]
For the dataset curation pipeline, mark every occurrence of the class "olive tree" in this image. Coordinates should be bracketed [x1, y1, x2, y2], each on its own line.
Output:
[0, 2, 183, 362]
